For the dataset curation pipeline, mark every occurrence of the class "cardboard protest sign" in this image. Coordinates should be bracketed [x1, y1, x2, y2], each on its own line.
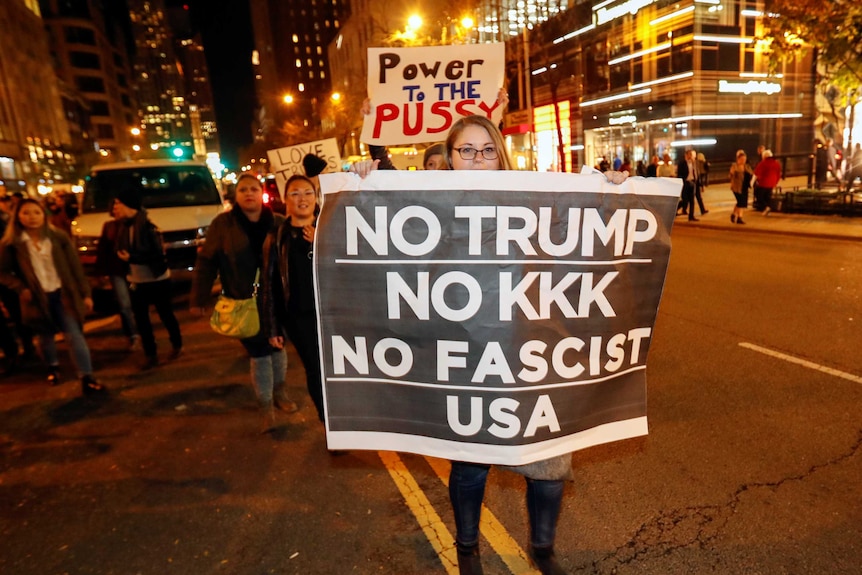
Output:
[360, 44, 506, 146]
[314, 171, 679, 465]
[267, 138, 341, 194]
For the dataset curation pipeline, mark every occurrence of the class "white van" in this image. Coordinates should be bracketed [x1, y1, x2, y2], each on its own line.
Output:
[73, 160, 223, 286]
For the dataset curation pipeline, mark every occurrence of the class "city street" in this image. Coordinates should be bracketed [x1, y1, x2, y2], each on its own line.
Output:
[2, 227, 861, 575]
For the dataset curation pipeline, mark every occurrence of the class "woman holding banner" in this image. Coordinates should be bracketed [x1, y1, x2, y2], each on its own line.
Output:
[352, 115, 572, 575]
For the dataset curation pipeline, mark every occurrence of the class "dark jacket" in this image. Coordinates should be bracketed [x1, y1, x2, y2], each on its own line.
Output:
[116, 208, 168, 278]
[191, 207, 283, 307]
[94, 218, 128, 277]
[0, 227, 91, 328]
[260, 216, 315, 339]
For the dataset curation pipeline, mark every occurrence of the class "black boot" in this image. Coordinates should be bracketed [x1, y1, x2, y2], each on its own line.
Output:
[529, 546, 568, 575]
[81, 375, 106, 396]
[456, 542, 483, 575]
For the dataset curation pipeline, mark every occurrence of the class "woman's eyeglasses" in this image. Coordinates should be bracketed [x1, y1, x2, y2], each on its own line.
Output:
[453, 146, 498, 161]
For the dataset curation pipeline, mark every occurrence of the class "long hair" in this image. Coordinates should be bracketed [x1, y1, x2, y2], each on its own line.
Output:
[444, 115, 514, 170]
[2, 198, 49, 245]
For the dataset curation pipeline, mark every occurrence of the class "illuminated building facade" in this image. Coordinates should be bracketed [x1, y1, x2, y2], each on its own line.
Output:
[250, 0, 347, 141]
[519, 0, 816, 174]
[40, 0, 137, 164]
[0, 0, 73, 193]
[128, 0, 193, 158]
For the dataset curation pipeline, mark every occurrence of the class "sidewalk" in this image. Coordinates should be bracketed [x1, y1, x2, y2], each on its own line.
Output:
[676, 175, 862, 242]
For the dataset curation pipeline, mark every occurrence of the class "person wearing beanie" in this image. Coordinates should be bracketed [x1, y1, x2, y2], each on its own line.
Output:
[115, 186, 183, 370]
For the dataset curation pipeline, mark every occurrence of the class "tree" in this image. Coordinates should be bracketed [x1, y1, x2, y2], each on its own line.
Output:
[762, 1, 862, 151]
[763, 0, 862, 93]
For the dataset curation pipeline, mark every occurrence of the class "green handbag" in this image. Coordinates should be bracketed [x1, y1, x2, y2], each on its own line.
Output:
[209, 270, 260, 339]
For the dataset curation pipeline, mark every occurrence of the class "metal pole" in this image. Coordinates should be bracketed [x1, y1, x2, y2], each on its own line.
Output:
[523, 26, 534, 171]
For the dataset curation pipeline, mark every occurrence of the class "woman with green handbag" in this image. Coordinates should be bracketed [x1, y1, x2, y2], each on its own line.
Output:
[191, 173, 297, 433]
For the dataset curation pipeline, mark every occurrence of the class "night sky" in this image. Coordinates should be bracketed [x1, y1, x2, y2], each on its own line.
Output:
[167, 0, 256, 169]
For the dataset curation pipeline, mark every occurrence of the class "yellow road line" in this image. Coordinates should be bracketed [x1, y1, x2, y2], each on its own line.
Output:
[378, 451, 460, 575]
[423, 456, 540, 575]
[378, 450, 540, 575]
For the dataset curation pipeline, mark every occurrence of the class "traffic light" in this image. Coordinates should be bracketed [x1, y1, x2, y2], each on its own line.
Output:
[172, 147, 185, 159]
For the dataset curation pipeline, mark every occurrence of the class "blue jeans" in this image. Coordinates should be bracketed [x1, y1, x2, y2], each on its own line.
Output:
[110, 275, 137, 339]
[40, 290, 93, 377]
[449, 461, 564, 549]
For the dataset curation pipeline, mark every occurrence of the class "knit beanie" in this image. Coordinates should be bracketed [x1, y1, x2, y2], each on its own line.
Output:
[302, 153, 328, 178]
[115, 185, 142, 211]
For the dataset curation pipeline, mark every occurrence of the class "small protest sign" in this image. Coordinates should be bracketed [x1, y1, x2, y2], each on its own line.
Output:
[267, 138, 341, 194]
[360, 44, 506, 146]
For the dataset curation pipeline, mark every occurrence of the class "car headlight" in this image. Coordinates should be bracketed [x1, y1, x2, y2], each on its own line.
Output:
[196, 225, 208, 239]
[76, 236, 99, 253]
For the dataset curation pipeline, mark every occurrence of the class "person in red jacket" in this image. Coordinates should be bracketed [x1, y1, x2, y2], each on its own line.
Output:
[753, 149, 782, 215]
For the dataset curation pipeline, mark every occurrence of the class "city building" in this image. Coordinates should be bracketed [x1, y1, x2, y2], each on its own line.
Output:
[249, 0, 348, 144]
[518, 0, 816, 176]
[127, 0, 193, 159]
[0, 0, 74, 194]
[40, 0, 138, 166]
[168, 4, 220, 158]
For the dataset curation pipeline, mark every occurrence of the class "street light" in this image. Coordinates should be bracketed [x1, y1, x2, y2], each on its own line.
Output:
[283, 94, 294, 105]
[407, 15, 422, 32]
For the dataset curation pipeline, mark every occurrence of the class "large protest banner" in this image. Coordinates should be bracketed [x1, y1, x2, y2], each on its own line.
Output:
[360, 44, 506, 146]
[315, 171, 679, 465]
[267, 138, 341, 194]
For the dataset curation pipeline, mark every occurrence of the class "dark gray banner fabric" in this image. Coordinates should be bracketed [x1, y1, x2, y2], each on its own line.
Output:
[315, 171, 678, 464]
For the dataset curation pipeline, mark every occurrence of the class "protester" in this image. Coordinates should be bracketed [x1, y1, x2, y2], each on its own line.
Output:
[728, 150, 754, 224]
[0, 198, 104, 394]
[349, 114, 626, 575]
[0, 195, 37, 372]
[260, 174, 325, 423]
[753, 150, 782, 215]
[192, 173, 295, 432]
[95, 199, 139, 350]
[422, 142, 449, 170]
[114, 185, 182, 369]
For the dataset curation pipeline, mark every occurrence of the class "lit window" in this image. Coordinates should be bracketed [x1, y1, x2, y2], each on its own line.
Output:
[296, 59, 302, 68]
[292, 34, 299, 43]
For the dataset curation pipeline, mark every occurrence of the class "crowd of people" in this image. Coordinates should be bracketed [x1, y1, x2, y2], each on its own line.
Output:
[0, 110, 825, 575]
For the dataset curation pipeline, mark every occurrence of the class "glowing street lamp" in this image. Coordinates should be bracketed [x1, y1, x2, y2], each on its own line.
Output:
[407, 14, 422, 32]
[283, 94, 294, 105]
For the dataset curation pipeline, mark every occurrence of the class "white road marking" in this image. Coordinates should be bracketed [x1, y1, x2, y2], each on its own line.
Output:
[739, 342, 862, 384]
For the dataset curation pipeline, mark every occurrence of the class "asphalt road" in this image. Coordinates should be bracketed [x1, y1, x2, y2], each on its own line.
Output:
[1, 228, 861, 575]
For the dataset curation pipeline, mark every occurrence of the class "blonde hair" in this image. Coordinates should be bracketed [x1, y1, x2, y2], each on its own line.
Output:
[444, 115, 514, 171]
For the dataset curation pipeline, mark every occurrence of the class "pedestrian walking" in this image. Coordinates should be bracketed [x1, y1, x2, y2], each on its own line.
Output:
[0, 195, 37, 373]
[192, 173, 295, 432]
[114, 185, 182, 370]
[753, 150, 782, 215]
[729, 150, 754, 224]
[677, 149, 701, 221]
[0, 198, 104, 394]
[260, 174, 324, 423]
[95, 199, 139, 350]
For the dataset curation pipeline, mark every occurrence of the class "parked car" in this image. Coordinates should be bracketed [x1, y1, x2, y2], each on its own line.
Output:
[73, 160, 223, 288]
